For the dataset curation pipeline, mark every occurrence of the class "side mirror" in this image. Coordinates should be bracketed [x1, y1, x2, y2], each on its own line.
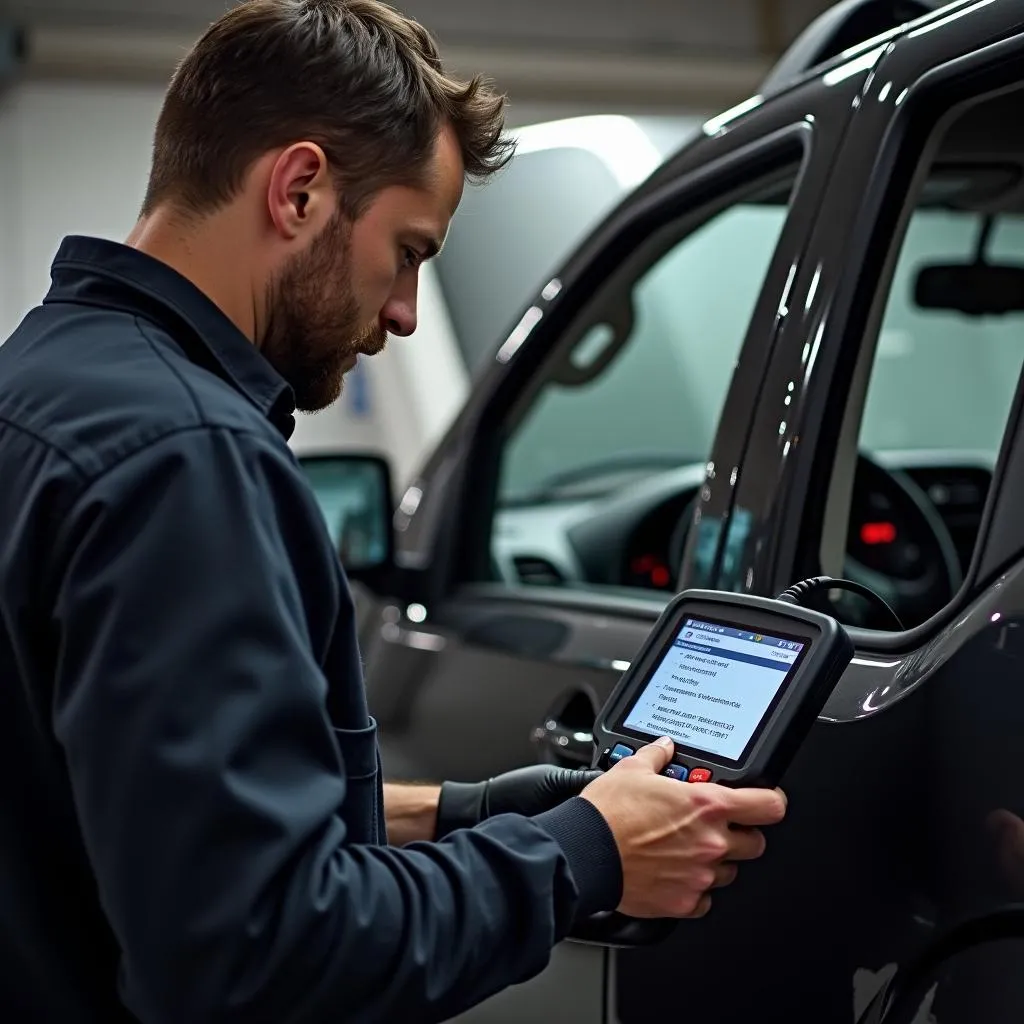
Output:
[297, 452, 396, 588]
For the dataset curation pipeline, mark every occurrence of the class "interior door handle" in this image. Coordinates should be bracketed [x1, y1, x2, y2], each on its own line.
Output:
[531, 717, 594, 767]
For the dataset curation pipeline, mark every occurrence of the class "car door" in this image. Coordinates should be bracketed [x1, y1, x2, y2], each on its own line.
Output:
[675, 3, 1024, 1022]
[348, 49, 877, 1024]
[360, 67, 872, 787]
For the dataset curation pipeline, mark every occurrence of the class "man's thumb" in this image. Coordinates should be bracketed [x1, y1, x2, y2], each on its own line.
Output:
[629, 736, 675, 771]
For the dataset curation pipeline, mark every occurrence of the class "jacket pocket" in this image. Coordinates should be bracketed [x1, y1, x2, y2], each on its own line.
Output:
[333, 717, 381, 843]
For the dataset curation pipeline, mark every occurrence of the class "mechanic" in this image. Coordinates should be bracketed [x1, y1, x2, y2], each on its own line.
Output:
[0, 1, 788, 1021]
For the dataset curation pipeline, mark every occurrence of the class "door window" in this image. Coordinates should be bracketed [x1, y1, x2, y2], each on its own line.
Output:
[433, 115, 699, 377]
[818, 84, 1024, 630]
[489, 163, 803, 595]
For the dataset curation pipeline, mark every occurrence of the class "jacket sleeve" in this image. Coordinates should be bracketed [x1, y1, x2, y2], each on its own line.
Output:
[48, 425, 622, 1024]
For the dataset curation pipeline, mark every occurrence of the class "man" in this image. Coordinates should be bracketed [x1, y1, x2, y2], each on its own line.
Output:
[0, 1, 787, 1021]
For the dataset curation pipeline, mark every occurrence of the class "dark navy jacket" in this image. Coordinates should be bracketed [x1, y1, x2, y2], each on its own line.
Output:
[0, 236, 621, 1023]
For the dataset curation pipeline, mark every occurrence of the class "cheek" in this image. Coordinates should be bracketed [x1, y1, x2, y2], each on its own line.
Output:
[349, 215, 402, 311]
[350, 252, 399, 320]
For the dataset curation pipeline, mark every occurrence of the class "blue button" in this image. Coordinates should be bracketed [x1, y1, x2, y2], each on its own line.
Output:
[608, 743, 634, 764]
[663, 764, 689, 781]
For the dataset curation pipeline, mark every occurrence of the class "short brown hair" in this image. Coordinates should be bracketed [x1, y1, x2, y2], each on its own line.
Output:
[141, 0, 514, 218]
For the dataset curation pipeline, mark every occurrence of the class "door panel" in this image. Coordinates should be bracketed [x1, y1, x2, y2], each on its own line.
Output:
[365, 591, 665, 781]
[617, 692, 930, 1022]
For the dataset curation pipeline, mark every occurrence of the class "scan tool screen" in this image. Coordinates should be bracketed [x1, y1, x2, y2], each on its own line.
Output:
[622, 617, 808, 763]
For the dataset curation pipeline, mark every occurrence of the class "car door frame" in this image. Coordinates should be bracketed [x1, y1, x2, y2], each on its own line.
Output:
[705, 1, 1024, 731]
[713, 0, 1024, 622]
[364, 60, 877, 666]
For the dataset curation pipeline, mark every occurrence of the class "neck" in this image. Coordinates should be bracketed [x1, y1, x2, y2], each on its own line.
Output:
[125, 205, 260, 342]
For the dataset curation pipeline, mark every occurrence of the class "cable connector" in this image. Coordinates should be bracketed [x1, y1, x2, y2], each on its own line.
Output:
[776, 575, 904, 631]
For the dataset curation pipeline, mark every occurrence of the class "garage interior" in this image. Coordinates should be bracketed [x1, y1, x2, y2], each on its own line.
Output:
[0, 0, 836, 481]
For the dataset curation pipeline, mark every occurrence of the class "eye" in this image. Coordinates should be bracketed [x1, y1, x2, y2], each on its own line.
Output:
[402, 246, 421, 269]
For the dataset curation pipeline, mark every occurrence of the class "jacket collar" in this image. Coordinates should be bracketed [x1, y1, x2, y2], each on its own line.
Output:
[45, 235, 296, 438]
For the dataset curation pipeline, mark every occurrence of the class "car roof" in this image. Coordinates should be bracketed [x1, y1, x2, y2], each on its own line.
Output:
[660, 1, 971, 157]
[760, 1, 964, 100]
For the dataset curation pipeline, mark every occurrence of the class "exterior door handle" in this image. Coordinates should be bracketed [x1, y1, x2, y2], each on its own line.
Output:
[531, 717, 594, 767]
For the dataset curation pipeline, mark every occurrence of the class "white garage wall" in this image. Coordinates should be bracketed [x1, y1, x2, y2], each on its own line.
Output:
[0, 81, 164, 339]
[0, 78, 481, 485]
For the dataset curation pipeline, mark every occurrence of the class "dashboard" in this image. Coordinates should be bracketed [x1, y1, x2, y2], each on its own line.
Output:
[492, 450, 994, 624]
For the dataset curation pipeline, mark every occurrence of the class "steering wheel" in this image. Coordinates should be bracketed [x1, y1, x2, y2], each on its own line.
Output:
[839, 453, 962, 630]
[664, 453, 961, 630]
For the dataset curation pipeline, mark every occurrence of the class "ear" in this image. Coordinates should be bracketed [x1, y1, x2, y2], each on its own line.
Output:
[267, 142, 335, 241]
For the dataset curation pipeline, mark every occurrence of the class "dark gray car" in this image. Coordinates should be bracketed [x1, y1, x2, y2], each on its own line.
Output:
[305, 1, 1024, 1020]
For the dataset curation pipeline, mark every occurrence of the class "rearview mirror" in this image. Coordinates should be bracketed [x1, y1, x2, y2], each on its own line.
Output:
[298, 453, 395, 581]
[914, 262, 1024, 316]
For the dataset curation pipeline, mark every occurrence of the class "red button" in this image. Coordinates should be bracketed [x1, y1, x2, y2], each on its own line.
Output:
[688, 768, 712, 783]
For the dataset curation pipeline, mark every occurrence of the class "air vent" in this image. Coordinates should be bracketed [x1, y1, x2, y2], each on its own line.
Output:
[513, 556, 565, 586]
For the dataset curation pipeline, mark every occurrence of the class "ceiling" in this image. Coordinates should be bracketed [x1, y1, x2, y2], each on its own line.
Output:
[2, 0, 839, 112]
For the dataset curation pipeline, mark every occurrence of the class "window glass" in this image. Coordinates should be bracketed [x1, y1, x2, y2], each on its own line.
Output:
[433, 116, 699, 377]
[860, 210, 1024, 459]
[841, 206, 1024, 625]
[489, 170, 798, 594]
[822, 84, 1024, 631]
[499, 203, 792, 505]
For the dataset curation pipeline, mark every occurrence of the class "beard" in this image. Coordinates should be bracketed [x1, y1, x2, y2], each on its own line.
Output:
[261, 209, 387, 413]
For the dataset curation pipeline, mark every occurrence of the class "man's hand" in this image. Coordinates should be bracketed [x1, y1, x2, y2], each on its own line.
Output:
[581, 736, 787, 919]
[435, 765, 601, 839]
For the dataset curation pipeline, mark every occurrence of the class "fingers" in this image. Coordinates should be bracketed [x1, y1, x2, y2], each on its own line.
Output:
[712, 862, 739, 888]
[555, 768, 603, 796]
[685, 893, 712, 919]
[987, 809, 1024, 854]
[986, 809, 1024, 892]
[715, 786, 788, 827]
[667, 863, 736, 920]
[625, 736, 675, 773]
[724, 826, 766, 862]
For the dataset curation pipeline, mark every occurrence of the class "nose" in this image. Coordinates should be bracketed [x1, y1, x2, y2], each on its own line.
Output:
[379, 274, 419, 338]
